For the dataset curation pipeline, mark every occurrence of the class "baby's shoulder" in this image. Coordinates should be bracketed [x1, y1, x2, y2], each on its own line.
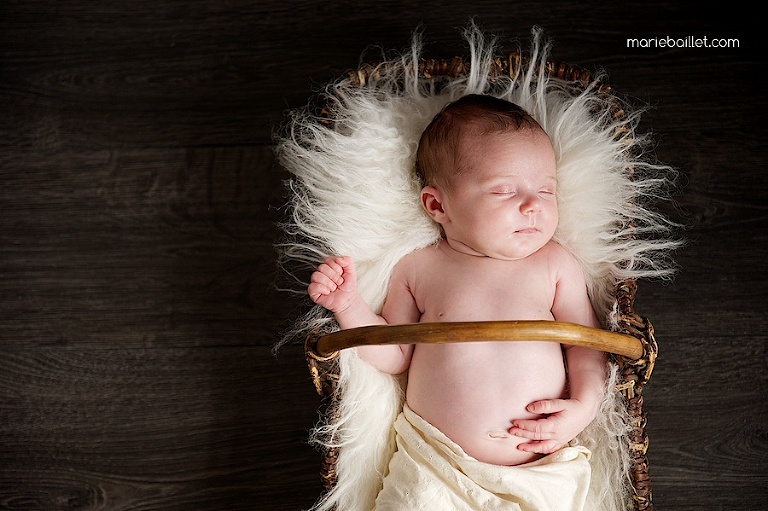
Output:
[400, 242, 442, 261]
[540, 241, 584, 278]
[540, 240, 572, 258]
[539, 240, 580, 267]
[402, 243, 442, 269]
[391, 243, 441, 276]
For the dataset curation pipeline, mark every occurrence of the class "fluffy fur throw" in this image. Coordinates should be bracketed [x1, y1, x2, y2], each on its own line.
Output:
[276, 22, 679, 511]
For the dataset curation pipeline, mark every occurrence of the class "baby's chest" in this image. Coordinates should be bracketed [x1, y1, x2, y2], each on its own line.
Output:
[415, 263, 556, 321]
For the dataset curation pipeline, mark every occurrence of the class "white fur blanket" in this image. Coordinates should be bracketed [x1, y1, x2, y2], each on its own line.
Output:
[276, 22, 679, 511]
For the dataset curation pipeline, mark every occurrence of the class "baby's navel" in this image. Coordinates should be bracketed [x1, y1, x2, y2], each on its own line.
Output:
[488, 430, 509, 439]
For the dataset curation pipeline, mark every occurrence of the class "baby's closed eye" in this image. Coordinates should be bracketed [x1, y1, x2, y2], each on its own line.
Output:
[490, 186, 516, 196]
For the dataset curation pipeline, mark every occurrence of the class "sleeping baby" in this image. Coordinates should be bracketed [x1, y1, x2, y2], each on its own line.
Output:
[309, 94, 607, 510]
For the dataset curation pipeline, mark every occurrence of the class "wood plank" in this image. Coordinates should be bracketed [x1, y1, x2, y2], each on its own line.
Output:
[644, 335, 768, 509]
[1, 1, 757, 148]
[0, 146, 302, 348]
[633, 230, 767, 340]
[0, 345, 324, 510]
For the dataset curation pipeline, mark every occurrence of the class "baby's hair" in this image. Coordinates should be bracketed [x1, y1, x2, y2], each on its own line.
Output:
[416, 94, 542, 187]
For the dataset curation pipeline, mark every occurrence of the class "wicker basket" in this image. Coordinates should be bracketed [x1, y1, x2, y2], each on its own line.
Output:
[301, 51, 659, 511]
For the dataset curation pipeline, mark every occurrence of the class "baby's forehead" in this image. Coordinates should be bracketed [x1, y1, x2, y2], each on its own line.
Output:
[456, 127, 556, 174]
[459, 123, 553, 152]
[459, 119, 549, 142]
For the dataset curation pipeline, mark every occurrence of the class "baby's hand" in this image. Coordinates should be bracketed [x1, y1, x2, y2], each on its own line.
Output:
[308, 256, 358, 314]
[508, 398, 596, 454]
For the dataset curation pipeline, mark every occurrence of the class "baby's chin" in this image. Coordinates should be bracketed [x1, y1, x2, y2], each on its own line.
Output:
[486, 241, 552, 261]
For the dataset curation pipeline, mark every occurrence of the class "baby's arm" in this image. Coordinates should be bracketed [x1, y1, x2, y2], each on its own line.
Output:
[510, 245, 607, 453]
[308, 256, 415, 374]
[511, 344, 606, 454]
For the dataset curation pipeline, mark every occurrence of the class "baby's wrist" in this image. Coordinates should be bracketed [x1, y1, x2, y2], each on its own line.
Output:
[334, 295, 377, 329]
[333, 293, 360, 314]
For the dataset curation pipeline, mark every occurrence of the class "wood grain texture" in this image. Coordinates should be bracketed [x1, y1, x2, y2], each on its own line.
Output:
[1, 1, 765, 509]
[644, 336, 768, 510]
[1, 346, 323, 510]
[0, 147, 292, 348]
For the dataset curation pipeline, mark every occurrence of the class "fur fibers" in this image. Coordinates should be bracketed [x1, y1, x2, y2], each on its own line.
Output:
[275, 23, 679, 511]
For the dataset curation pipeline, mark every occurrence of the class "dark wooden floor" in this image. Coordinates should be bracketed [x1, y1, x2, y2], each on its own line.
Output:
[1, 1, 765, 510]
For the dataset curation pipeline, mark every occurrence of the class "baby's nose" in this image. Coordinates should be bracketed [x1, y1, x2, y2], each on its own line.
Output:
[520, 195, 542, 214]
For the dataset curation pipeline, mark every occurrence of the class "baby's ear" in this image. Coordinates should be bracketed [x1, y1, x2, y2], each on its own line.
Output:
[420, 186, 448, 224]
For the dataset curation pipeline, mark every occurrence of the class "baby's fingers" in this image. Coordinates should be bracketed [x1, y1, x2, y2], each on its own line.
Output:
[310, 268, 338, 289]
[516, 439, 563, 455]
[322, 256, 344, 273]
[315, 262, 345, 285]
[508, 418, 555, 441]
[525, 398, 568, 415]
[308, 267, 344, 304]
[307, 280, 330, 300]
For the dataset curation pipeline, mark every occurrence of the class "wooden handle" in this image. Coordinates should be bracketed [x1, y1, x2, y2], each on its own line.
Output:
[314, 320, 644, 359]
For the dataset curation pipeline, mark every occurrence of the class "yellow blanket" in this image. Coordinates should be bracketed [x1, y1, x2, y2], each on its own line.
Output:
[374, 404, 592, 511]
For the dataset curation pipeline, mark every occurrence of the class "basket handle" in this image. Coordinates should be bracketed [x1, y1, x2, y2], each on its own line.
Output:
[313, 320, 644, 360]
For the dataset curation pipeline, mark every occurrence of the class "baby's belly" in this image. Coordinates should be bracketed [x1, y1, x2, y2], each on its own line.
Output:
[406, 341, 567, 466]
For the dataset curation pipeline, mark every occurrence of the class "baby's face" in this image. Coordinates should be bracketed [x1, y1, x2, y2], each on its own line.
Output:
[438, 128, 558, 260]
